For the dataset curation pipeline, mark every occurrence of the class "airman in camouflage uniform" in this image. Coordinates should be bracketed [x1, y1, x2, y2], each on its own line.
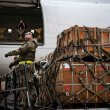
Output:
[5, 32, 38, 65]
[5, 32, 38, 108]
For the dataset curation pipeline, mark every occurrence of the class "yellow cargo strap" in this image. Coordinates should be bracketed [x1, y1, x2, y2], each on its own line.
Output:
[19, 60, 33, 64]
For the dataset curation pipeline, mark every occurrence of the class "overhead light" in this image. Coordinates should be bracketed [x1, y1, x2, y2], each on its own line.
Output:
[37, 0, 40, 8]
[37, 5, 40, 8]
[31, 29, 34, 34]
[8, 29, 12, 33]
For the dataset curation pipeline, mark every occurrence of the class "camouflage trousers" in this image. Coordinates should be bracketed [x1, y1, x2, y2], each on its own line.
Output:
[15, 64, 37, 108]
[15, 64, 35, 87]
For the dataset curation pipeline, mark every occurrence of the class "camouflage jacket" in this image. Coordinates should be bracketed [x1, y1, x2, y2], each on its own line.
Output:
[7, 39, 38, 62]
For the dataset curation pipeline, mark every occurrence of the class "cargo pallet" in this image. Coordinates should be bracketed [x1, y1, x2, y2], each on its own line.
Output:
[37, 25, 110, 109]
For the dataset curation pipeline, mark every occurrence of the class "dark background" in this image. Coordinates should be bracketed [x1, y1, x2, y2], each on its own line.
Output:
[0, 7, 44, 45]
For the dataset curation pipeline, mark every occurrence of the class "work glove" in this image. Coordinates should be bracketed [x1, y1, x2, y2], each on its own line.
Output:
[5, 54, 9, 58]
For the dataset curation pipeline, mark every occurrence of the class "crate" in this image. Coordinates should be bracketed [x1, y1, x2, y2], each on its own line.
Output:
[57, 25, 110, 58]
[55, 62, 110, 104]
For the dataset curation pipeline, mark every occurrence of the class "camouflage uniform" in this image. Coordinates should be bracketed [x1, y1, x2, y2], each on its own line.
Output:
[5, 38, 38, 107]
[6, 38, 38, 84]
[6, 38, 38, 62]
